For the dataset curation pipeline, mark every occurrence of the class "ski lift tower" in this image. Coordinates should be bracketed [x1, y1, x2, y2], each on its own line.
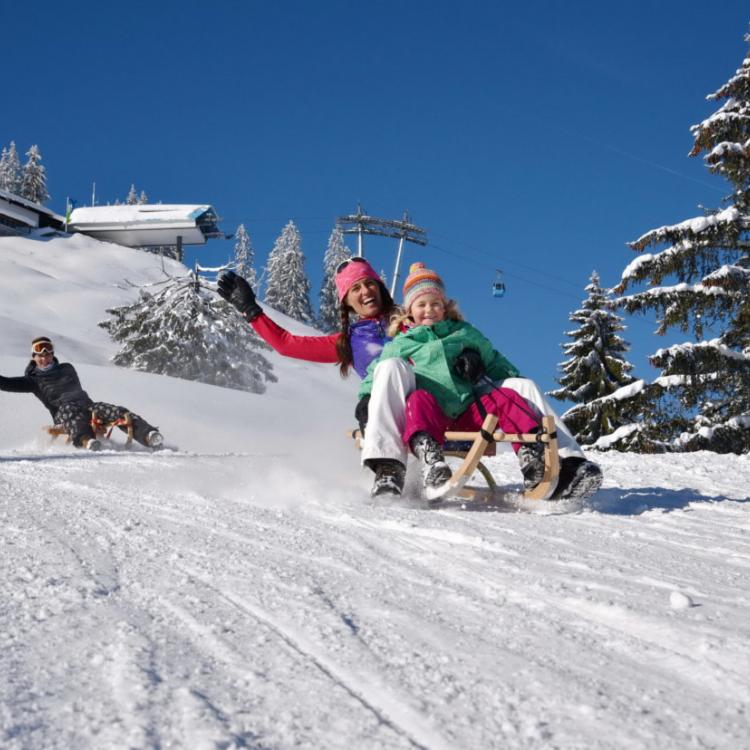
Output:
[338, 204, 427, 297]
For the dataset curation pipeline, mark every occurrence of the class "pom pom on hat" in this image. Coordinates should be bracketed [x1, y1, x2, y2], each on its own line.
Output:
[402, 262, 445, 311]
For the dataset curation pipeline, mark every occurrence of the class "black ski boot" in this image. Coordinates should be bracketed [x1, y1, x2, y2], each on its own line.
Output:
[517, 443, 546, 492]
[551, 457, 603, 500]
[368, 459, 406, 498]
[410, 432, 452, 490]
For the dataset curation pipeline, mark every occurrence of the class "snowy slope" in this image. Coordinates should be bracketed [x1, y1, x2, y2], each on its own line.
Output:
[1, 234, 749, 750]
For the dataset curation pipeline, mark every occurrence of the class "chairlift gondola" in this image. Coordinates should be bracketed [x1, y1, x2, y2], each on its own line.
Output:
[492, 269, 506, 298]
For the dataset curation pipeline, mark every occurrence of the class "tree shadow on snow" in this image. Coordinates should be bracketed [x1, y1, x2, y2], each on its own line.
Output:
[583, 486, 750, 516]
[433, 486, 750, 516]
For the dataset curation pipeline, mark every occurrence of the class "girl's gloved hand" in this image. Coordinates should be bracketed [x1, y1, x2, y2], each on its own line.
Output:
[453, 348, 485, 384]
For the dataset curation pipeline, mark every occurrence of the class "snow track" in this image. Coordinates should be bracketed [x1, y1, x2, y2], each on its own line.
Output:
[2, 449, 750, 749]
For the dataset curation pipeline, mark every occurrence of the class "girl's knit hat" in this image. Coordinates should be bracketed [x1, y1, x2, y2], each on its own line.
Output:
[402, 262, 446, 311]
[335, 257, 381, 302]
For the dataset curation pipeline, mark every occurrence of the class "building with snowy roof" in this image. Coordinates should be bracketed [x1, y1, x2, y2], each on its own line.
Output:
[67, 204, 226, 260]
[0, 189, 65, 236]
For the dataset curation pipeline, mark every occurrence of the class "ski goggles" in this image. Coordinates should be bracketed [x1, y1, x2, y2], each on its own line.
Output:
[31, 341, 54, 355]
[336, 256, 369, 274]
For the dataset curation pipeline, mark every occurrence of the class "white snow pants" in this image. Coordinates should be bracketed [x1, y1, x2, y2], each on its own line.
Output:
[360, 359, 584, 466]
[361, 359, 415, 466]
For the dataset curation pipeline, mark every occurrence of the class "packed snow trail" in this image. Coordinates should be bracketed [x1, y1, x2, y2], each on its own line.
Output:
[2, 447, 749, 749]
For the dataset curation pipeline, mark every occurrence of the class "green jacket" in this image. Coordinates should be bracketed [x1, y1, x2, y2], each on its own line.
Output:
[358, 319, 520, 418]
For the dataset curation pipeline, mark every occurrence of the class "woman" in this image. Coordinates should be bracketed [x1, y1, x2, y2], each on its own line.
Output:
[217, 261, 602, 499]
[0, 336, 163, 451]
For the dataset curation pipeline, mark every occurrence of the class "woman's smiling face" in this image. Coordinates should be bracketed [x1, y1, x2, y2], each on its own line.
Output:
[345, 278, 383, 317]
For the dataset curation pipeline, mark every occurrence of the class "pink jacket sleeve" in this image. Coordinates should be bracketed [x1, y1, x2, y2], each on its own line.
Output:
[250, 313, 341, 363]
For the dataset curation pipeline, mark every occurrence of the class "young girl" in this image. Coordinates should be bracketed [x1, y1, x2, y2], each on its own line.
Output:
[358, 262, 549, 496]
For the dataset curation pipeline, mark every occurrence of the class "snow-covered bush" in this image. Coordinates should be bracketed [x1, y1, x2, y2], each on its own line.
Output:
[100, 274, 276, 393]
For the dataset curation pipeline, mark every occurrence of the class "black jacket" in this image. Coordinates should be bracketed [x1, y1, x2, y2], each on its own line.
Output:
[0, 359, 92, 420]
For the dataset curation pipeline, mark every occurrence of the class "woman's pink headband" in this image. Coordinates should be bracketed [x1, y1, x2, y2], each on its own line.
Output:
[334, 258, 381, 302]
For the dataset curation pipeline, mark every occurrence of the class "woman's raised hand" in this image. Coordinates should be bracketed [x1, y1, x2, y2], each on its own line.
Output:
[217, 271, 263, 321]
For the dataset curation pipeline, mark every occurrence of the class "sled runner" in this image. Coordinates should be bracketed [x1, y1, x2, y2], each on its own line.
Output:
[45, 410, 135, 447]
[350, 413, 560, 502]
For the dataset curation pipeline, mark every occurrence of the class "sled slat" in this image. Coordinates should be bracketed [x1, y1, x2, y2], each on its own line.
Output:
[444, 430, 553, 443]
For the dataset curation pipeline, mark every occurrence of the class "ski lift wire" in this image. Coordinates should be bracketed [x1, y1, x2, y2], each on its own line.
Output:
[427, 240, 582, 300]
[429, 231, 585, 290]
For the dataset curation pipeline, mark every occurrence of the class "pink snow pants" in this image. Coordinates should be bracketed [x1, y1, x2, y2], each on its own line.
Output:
[403, 388, 541, 453]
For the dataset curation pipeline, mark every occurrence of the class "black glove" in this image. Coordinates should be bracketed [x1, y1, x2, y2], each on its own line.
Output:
[217, 271, 263, 321]
[354, 395, 370, 435]
[454, 348, 485, 384]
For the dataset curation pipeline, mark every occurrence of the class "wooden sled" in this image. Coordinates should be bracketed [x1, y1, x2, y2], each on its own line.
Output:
[350, 413, 560, 502]
[45, 410, 135, 447]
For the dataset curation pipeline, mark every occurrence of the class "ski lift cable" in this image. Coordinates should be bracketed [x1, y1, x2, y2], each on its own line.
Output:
[427, 240, 582, 300]
[428, 231, 586, 291]
[429, 239, 666, 329]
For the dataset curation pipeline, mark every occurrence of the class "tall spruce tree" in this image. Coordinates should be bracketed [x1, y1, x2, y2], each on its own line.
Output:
[263, 220, 313, 323]
[126, 184, 139, 205]
[318, 224, 351, 331]
[100, 274, 276, 393]
[233, 223, 257, 287]
[20, 145, 50, 204]
[615, 29, 750, 453]
[0, 141, 22, 195]
[548, 271, 636, 445]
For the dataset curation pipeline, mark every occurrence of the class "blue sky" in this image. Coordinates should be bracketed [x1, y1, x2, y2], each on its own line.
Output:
[5, 1, 749, 398]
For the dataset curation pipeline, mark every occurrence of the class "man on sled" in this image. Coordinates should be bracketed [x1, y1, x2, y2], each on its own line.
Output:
[0, 336, 163, 451]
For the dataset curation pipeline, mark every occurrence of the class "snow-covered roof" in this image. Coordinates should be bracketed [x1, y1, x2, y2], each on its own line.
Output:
[70, 204, 213, 225]
[68, 204, 225, 247]
[0, 189, 64, 229]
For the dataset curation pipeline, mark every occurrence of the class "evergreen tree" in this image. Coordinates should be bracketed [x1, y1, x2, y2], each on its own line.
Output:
[0, 146, 10, 192]
[233, 223, 257, 287]
[20, 145, 50, 204]
[615, 29, 750, 453]
[126, 184, 139, 205]
[99, 274, 276, 393]
[549, 271, 636, 445]
[318, 224, 351, 331]
[263, 221, 313, 323]
[0, 141, 23, 195]
[139, 189, 148, 204]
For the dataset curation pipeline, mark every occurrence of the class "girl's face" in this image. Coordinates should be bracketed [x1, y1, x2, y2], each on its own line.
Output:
[410, 292, 446, 326]
[345, 278, 382, 317]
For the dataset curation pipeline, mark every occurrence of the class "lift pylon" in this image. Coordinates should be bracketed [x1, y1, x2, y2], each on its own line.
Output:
[337, 205, 427, 297]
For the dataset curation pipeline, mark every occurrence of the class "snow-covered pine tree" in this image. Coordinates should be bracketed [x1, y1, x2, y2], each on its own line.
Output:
[233, 223, 257, 288]
[99, 274, 276, 393]
[126, 184, 139, 205]
[20, 145, 50, 204]
[548, 271, 636, 445]
[139, 189, 148, 204]
[263, 220, 313, 323]
[0, 142, 23, 195]
[318, 224, 351, 331]
[615, 29, 750, 454]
